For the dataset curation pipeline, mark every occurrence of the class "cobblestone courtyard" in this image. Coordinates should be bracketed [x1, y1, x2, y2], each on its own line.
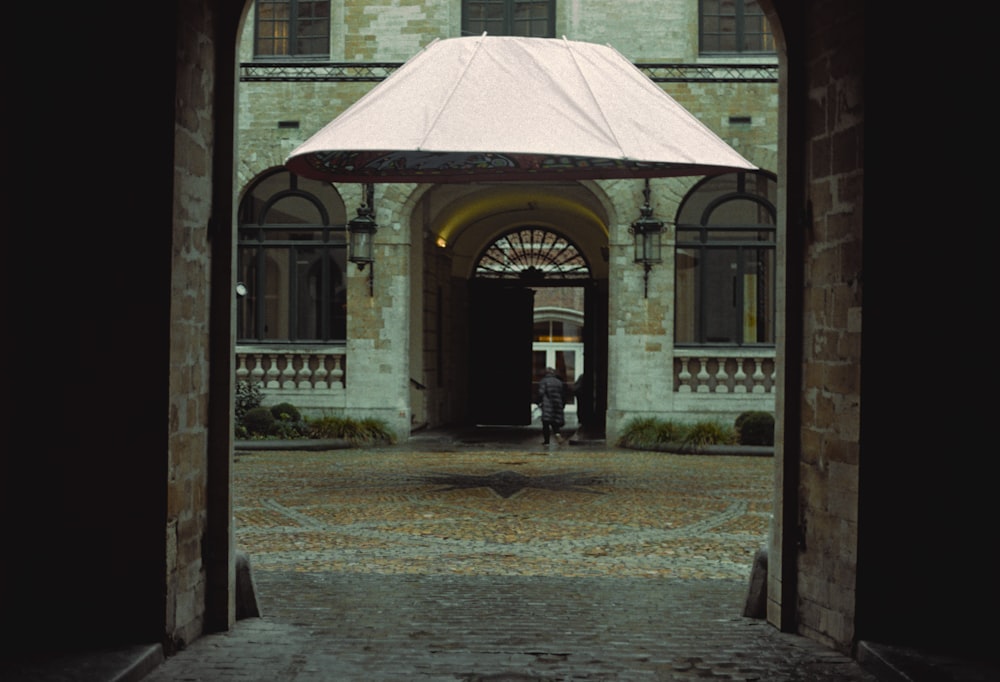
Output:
[128, 439, 882, 680]
[233, 445, 773, 582]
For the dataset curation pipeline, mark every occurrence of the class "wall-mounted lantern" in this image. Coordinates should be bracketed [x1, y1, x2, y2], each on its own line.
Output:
[629, 178, 664, 298]
[347, 184, 377, 295]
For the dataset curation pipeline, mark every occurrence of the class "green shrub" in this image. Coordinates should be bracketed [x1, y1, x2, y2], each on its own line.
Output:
[308, 415, 348, 439]
[616, 417, 737, 450]
[616, 418, 686, 449]
[269, 402, 302, 422]
[735, 411, 775, 446]
[683, 420, 738, 447]
[235, 381, 264, 421]
[308, 415, 397, 446]
[242, 406, 276, 437]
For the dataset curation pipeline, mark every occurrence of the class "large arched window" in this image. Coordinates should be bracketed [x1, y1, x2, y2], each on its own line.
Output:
[675, 171, 776, 346]
[237, 169, 348, 342]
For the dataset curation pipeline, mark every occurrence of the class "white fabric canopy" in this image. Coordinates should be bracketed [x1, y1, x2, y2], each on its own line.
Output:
[286, 35, 756, 183]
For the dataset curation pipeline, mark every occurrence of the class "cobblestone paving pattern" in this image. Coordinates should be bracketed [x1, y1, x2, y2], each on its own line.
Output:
[143, 444, 879, 681]
[233, 448, 770, 579]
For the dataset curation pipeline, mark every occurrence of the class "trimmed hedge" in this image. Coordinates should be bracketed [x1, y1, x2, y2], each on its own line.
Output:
[735, 411, 775, 446]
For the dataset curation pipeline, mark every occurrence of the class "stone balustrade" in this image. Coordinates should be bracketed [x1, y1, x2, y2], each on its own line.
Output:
[235, 346, 347, 413]
[673, 349, 776, 394]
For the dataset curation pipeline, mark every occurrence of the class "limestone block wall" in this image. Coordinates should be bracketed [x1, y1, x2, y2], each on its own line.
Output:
[603, 178, 677, 441]
[344, 184, 414, 439]
[789, 1, 864, 653]
[166, 0, 220, 649]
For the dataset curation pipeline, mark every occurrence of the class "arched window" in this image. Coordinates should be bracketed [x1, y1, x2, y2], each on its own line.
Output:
[674, 171, 776, 346]
[473, 226, 591, 282]
[237, 169, 348, 342]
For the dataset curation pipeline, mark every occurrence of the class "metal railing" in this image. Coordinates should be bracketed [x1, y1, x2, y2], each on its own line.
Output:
[240, 61, 777, 83]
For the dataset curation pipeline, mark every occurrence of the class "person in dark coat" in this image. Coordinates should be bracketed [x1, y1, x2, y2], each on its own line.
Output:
[537, 367, 568, 445]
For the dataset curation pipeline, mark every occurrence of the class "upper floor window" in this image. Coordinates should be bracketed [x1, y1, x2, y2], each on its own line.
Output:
[700, 0, 774, 55]
[675, 171, 776, 346]
[238, 170, 348, 343]
[255, 0, 330, 59]
[462, 0, 555, 38]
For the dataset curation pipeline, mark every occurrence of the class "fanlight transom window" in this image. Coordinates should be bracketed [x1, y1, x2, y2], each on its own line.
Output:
[474, 227, 590, 281]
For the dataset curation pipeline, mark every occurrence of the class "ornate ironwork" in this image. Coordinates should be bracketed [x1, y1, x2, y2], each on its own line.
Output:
[474, 227, 590, 282]
[638, 63, 777, 83]
[240, 61, 777, 83]
[241, 62, 403, 82]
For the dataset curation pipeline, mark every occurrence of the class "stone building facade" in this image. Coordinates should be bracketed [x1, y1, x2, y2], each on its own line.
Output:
[234, 0, 781, 440]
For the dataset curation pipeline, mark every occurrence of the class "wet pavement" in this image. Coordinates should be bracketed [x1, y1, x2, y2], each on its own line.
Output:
[140, 426, 883, 681]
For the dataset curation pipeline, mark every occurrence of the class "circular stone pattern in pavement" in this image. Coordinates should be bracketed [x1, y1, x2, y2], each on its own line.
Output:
[234, 447, 772, 580]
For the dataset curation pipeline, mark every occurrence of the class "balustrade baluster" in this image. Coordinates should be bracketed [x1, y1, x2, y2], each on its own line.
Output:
[251, 354, 265, 386]
[752, 359, 766, 394]
[678, 358, 692, 393]
[297, 354, 314, 389]
[733, 358, 747, 393]
[282, 354, 297, 389]
[313, 355, 329, 390]
[236, 354, 249, 382]
[265, 354, 281, 389]
[697, 358, 711, 393]
[331, 355, 344, 388]
[715, 357, 730, 393]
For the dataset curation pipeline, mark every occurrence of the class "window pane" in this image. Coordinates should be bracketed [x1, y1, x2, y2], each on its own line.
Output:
[700, 0, 773, 54]
[742, 0, 773, 52]
[295, 248, 347, 341]
[464, 0, 504, 35]
[705, 228, 773, 242]
[263, 249, 288, 339]
[674, 249, 698, 343]
[513, 1, 550, 37]
[533, 320, 551, 341]
[677, 173, 776, 225]
[677, 228, 703, 244]
[554, 350, 576, 383]
[293, 1, 329, 56]
[237, 247, 259, 339]
[560, 321, 582, 342]
[256, 0, 290, 56]
[329, 250, 347, 340]
[263, 195, 324, 224]
[744, 248, 774, 343]
[702, 248, 739, 343]
[464, 0, 551, 37]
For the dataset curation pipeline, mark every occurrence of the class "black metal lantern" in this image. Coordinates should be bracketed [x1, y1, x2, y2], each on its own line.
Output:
[347, 184, 377, 295]
[629, 178, 664, 297]
[348, 200, 377, 270]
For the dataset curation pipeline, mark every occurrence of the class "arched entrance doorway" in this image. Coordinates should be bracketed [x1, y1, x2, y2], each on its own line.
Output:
[413, 182, 611, 434]
[468, 226, 594, 427]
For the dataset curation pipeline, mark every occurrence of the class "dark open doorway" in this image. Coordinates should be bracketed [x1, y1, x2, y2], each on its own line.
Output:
[469, 283, 535, 425]
[466, 226, 605, 432]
